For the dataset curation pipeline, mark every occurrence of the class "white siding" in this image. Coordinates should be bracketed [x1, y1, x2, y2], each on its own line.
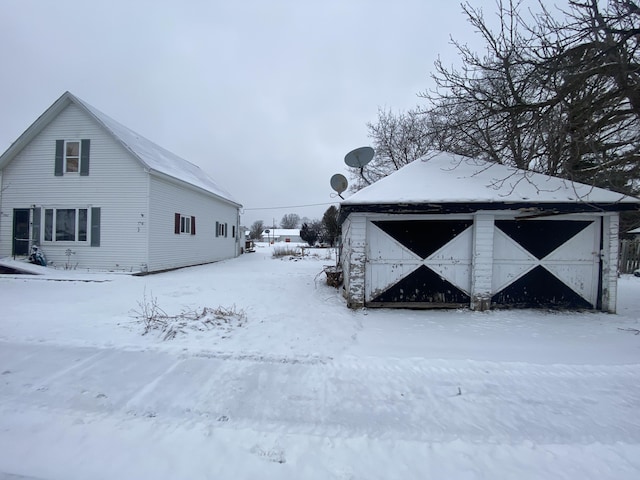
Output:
[147, 175, 239, 272]
[470, 213, 495, 310]
[602, 214, 619, 313]
[0, 104, 149, 271]
[340, 213, 367, 308]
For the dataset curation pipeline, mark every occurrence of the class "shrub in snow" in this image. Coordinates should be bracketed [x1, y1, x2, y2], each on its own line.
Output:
[272, 246, 300, 258]
[130, 290, 246, 341]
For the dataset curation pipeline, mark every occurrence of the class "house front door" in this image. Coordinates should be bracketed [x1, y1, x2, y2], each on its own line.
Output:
[12, 209, 30, 256]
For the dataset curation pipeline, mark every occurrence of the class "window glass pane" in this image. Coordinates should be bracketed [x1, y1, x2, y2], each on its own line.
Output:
[185, 217, 190, 233]
[78, 209, 88, 241]
[44, 209, 53, 241]
[66, 142, 79, 156]
[65, 141, 79, 172]
[66, 157, 79, 172]
[56, 209, 76, 241]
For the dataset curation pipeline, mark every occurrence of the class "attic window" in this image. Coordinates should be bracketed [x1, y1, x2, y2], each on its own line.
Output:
[65, 141, 80, 173]
[55, 139, 90, 176]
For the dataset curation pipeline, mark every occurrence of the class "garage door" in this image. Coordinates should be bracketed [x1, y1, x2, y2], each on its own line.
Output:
[365, 217, 601, 309]
[366, 219, 474, 307]
[491, 218, 601, 308]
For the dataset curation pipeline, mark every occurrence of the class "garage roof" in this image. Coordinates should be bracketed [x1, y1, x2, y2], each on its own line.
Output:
[342, 152, 640, 207]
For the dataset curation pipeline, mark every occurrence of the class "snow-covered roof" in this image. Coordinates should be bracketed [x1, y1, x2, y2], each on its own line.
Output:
[0, 92, 241, 207]
[261, 229, 300, 237]
[628, 227, 640, 234]
[342, 152, 640, 207]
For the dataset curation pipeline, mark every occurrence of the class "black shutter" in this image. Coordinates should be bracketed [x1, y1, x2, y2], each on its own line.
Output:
[80, 139, 90, 176]
[55, 140, 64, 176]
[91, 207, 101, 247]
[216, 221, 219, 237]
[175, 213, 181, 234]
[191, 216, 196, 235]
[32, 207, 41, 244]
[225, 223, 228, 237]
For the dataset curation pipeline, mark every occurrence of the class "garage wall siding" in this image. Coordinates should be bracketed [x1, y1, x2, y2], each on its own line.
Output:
[602, 214, 619, 313]
[470, 213, 494, 310]
[341, 214, 367, 308]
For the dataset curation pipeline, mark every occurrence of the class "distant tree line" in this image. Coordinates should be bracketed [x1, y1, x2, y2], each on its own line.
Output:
[247, 206, 340, 246]
[348, 0, 640, 228]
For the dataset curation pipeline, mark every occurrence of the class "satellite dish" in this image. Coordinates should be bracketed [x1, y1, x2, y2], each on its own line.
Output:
[330, 173, 348, 196]
[344, 146, 374, 168]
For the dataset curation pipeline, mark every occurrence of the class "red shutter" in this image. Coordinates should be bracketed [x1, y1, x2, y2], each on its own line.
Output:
[174, 213, 180, 234]
[191, 216, 196, 235]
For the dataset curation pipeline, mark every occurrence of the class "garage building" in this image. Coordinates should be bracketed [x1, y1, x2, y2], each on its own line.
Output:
[339, 153, 640, 312]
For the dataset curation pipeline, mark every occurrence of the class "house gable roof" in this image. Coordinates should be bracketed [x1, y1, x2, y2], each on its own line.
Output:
[341, 152, 640, 214]
[0, 91, 241, 208]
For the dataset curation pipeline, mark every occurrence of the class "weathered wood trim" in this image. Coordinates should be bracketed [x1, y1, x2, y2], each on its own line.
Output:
[470, 213, 494, 310]
[601, 214, 619, 313]
[365, 302, 469, 309]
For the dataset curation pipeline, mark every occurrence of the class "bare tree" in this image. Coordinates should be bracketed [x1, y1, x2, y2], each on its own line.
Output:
[348, 107, 436, 191]
[422, 0, 640, 195]
[248, 220, 264, 240]
[280, 213, 300, 229]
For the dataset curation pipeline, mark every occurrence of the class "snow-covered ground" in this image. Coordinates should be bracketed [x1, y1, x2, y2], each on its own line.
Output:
[1, 243, 639, 480]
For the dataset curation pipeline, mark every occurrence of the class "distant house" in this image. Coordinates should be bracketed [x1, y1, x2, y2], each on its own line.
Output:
[0, 91, 242, 272]
[340, 152, 640, 312]
[261, 229, 302, 243]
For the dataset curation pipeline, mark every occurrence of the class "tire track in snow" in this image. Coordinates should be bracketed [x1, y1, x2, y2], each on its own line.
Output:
[1, 343, 639, 445]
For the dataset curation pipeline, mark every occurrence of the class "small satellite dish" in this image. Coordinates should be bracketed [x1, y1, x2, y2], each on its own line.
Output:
[330, 173, 348, 196]
[344, 146, 374, 168]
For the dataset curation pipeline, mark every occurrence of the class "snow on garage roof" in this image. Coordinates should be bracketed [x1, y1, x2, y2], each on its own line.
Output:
[342, 152, 640, 207]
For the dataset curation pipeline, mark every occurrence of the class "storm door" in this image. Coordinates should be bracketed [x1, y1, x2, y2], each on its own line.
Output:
[365, 219, 473, 307]
[12, 209, 30, 256]
[491, 218, 601, 308]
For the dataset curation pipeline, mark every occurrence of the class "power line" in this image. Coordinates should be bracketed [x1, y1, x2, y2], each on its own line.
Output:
[242, 200, 339, 212]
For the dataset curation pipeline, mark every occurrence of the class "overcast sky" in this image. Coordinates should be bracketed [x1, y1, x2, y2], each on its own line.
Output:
[1, 0, 499, 227]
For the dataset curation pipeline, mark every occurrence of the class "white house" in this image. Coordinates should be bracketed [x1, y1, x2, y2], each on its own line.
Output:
[0, 91, 242, 273]
[260, 229, 302, 243]
[340, 152, 640, 312]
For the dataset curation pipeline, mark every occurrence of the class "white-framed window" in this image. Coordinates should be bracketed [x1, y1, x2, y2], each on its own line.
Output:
[44, 208, 88, 242]
[64, 140, 80, 173]
[216, 221, 228, 237]
[174, 213, 196, 235]
[181, 215, 191, 234]
[55, 139, 90, 176]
